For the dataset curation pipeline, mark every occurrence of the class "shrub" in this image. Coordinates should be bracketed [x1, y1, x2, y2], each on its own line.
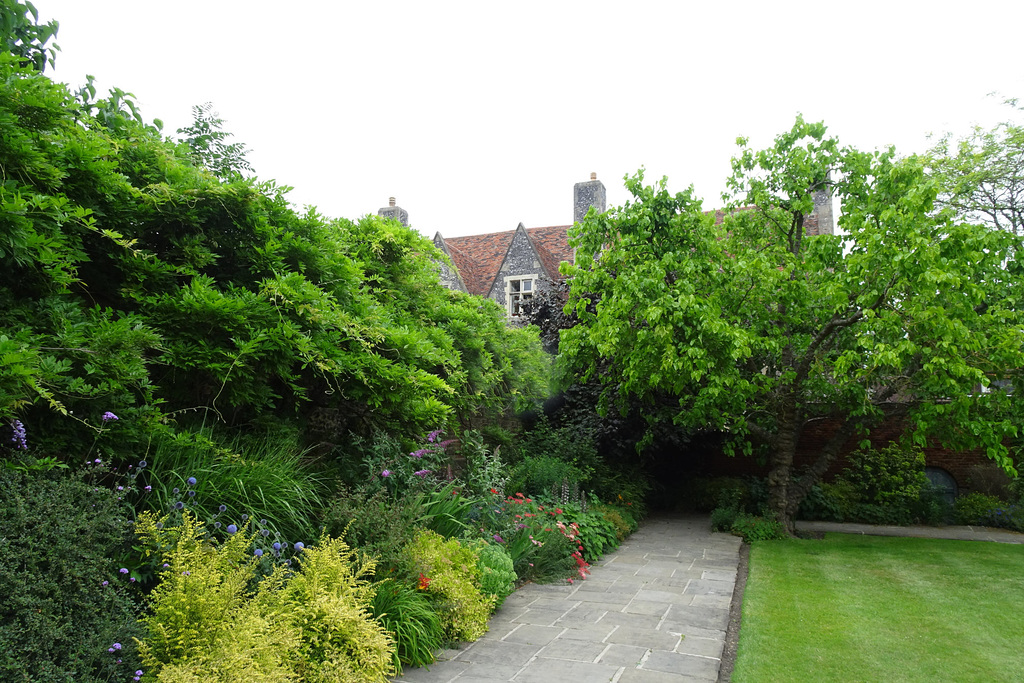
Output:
[136, 511, 396, 682]
[282, 534, 396, 683]
[710, 505, 741, 532]
[460, 429, 509, 497]
[0, 467, 144, 683]
[134, 512, 296, 681]
[322, 484, 423, 576]
[593, 502, 636, 541]
[839, 442, 927, 518]
[506, 455, 587, 498]
[406, 530, 494, 641]
[954, 492, 1007, 525]
[730, 514, 787, 542]
[471, 540, 517, 608]
[370, 579, 444, 671]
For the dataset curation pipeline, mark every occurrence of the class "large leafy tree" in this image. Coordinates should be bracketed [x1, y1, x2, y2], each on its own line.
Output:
[561, 118, 1024, 531]
[929, 99, 1024, 236]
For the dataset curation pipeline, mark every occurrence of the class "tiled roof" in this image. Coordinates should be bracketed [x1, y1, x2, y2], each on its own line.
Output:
[526, 225, 573, 282]
[442, 230, 517, 296]
[441, 225, 574, 297]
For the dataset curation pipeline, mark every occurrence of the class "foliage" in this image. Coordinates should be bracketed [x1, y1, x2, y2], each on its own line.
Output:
[953, 492, 1007, 525]
[470, 539, 517, 608]
[144, 428, 326, 545]
[358, 429, 457, 497]
[0, 0, 59, 72]
[592, 501, 637, 541]
[929, 98, 1024, 236]
[460, 429, 509, 497]
[406, 530, 493, 642]
[0, 466, 144, 683]
[728, 514, 787, 542]
[369, 579, 444, 671]
[176, 102, 253, 180]
[735, 535, 1024, 682]
[840, 443, 927, 508]
[0, 39, 548, 464]
[134, 511, 296, 680]
[506, 455, 588, 499]
[322, 484, 424, 577]
[281, 534, 396, 683]
[561, 116, 1024, 532]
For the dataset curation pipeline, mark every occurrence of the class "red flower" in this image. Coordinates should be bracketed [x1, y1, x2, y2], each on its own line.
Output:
[490, 488, 499, 495]
[417, 573, 431, 590]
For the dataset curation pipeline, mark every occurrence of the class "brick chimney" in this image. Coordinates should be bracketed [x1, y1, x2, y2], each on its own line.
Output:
[378, 196, 409, 227]
[573, 172, 606, 224]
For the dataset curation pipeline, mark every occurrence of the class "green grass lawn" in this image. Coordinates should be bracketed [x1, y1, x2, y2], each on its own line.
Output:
[733, 534, 1024, 683]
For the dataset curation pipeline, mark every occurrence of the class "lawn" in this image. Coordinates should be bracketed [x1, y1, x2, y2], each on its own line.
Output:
[733, 534, 1024, 683]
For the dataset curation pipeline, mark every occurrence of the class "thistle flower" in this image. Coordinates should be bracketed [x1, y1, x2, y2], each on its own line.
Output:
[294, 542, 304, 551]
[226, 524, 238, 534]
[186, 476, 197, 486]
[254, 549, 264, 557]
[173, 501, 184, 510]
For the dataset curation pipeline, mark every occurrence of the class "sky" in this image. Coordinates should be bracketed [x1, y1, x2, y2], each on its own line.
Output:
[35, 0, 1024, 239]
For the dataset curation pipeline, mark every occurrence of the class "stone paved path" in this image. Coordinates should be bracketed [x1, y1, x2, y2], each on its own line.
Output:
[393, 515, 741, 682]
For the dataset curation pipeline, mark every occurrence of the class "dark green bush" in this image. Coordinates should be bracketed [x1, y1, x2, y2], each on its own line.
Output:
[710, 505, 741, 532]
[322, 485, 424, 578]
[506, 455, 587, 498]
[0, 467, 144, 682]
[729, 514, 787, 542]
[839, 442, 927, 513]
[954, 492, 1006, 525]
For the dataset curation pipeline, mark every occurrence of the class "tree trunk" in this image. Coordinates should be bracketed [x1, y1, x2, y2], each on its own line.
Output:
[767, 399, 801, 535]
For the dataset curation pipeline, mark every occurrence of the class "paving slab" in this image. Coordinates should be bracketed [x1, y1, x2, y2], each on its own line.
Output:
[393, 514, 740, 682]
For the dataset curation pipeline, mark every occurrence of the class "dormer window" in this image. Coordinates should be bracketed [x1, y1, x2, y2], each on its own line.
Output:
[505, 275, 537, 316]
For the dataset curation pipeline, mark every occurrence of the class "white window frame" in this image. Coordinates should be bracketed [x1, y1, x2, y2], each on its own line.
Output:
[504, 274, 538, 317]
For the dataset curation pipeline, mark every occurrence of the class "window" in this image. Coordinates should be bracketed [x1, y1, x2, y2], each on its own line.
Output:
[505, 275, 537, 316]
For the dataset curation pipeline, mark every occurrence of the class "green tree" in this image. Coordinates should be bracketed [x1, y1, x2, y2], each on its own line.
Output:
[929, 98, 1024, 236]
[176, 102, 254, 179]
[0, 0, 59, 72]
[561, 117, 1024, 532]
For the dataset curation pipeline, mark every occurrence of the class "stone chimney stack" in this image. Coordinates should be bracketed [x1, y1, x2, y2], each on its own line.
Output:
[573, 172, 606, 224]
[378, 196, 409, 227]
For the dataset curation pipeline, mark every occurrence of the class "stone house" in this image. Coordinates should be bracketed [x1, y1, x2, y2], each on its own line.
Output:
[382, 174, 834, 319]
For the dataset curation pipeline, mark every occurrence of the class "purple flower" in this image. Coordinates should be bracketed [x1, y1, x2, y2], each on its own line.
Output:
[119, 568, 128, 575]
[410, 449, 428, 459]
[101, 411, 119, 422]
[272, 542, 281, 551]
[294, 542, 305, 551]
[214, 522, 221, 529]
[186, 476, 197, 486]
[414, 469, 431, 477]
[162, 563, 170, 568]
[218, 504, 227, 512]
[138, 460, 147, 468]
[254, 548, 264, 557]
[381, 469, 391, 478]
[101, 580, 108, 587]
[261, 529, 270, 537]
[94, 458, 102, 465]
[144, 485, 152, 492]
[226, 524, 237, 534]
[117, 486, 124, 491]
[136, 671, 143, 676]
[112, 642, 122, 650]
[174, 501, 184, 510]
[492, 534, 504, 543]
[427, 429, 443, 443]
[9, 419, 27, 450]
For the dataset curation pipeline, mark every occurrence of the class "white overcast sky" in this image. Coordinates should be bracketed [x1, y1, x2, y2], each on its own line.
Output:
[36, 0, 1024, 238]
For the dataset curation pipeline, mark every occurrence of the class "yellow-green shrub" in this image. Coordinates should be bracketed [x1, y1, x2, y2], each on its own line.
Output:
[471, 539, 517, 608]
[407, 530, 494, 641]
[135, 512, 395, 682]
[281, 535, 395, 683]
[134, 511, 297, 681]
